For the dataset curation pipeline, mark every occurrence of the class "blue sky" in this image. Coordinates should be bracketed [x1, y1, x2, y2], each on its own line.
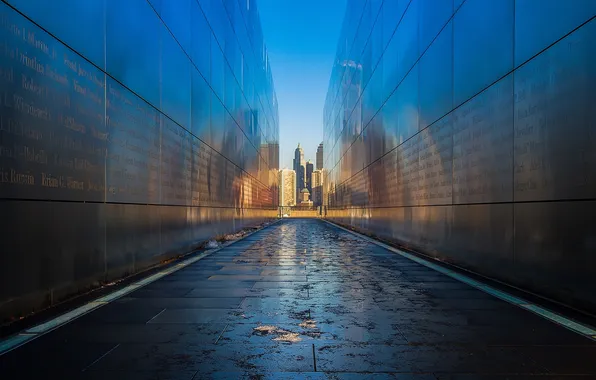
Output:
[257, 0, 347, 169]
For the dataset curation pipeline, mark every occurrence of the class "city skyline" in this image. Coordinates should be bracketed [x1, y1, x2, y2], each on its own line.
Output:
[258, 0, 346, 169]
[279, 142, 323, 169]
[281, 142, 325, 204]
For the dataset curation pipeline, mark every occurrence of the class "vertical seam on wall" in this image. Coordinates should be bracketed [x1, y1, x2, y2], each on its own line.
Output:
[511, 0, 516, 266]
[103, 0, 108, 279]
[159, 22, 164, 255]
[416, 0, 421, 211]
[451, 0, 455, 223]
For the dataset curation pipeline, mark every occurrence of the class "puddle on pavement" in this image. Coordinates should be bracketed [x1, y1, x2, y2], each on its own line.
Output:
[253, 325, 302, 343]
[253, 319, 319, 343]
[273, 332, 301, 342]
[253, 325, 279, 336]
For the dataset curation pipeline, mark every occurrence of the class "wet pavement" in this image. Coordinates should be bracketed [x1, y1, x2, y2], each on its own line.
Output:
[1, 218, 595, 379]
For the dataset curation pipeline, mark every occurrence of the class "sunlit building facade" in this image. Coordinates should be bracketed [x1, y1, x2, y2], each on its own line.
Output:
[323, 0, 596, 310]
[311, 169, 323, 207]
[278, 168, 297, 207]
[0, 0, 279, 320]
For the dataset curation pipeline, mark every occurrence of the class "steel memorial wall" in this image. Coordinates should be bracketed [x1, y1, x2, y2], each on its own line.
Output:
[0, 0, 279, 321]
[323, 0, 596, 311]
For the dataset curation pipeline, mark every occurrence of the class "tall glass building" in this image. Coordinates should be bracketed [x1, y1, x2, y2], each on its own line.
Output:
[0, 0, 279, 320]
[323, 0, 596, 311]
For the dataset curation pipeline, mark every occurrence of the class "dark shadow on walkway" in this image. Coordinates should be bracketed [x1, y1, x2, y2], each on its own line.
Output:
[1, 219, 595, 379]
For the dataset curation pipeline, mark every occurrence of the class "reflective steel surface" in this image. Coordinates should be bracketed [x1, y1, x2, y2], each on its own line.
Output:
[323, 0, 596, 311]
[2, 219, 595, 378]
[0, 0, 279, 321]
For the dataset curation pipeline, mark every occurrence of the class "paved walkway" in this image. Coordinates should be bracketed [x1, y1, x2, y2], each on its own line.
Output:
[1, 219, 595, 379]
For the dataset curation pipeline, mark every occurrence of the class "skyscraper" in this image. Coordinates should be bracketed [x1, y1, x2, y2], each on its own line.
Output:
[278, 169, 297, 207]
[292, 143, 305, 198]
[316, 143, 324, 170]
[306, 160, 314, 195]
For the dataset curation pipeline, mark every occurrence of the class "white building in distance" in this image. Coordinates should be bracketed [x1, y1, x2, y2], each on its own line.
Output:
[278, 169, 297, 206]
[312, 169, 323, 206]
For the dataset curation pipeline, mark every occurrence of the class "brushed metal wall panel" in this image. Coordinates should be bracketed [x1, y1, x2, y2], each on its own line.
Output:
[418, 22, 453, 131]
[159, 205, 192, 256]
[446, 203, 514, 271]
[514, 201, 596, 311]
[191, 67, 211, 144]
[0, 9, 106, 202]
[160, 116, 192, 206]
[396, 132, 421, 206]
[384, 149, 399, 206]
[367, 207, 397, 239]
[0, 200, 55, 300]
[0, 201, 106, 315]
[210, 36, 225, 106]
[414, 205, 453, 253]
[6, 0, 106, 68]
[515, 0, 596, 65]
[105, 0, 162, 107]
[453, 75, 514, 204]
[382, 91, 400, 153]
[367, 106, 385, 164]
[392, 205, 452, 254]
[106, 77, 160, 204]
[157, 0, 191, 55]
[418, 0, 454, 54]
[418, 116, 453, 206]
[104, 203, 161, 278]
[48, 202, 106, 285]
[453, 0, 514, 106]
[190, 136, 202, 206]
[210, 95, 225, 153]
[513, 19, 596, 202]
[161, 30, 191, 129]
[396, 66, 419, 143]
[395, 0, 419, 86]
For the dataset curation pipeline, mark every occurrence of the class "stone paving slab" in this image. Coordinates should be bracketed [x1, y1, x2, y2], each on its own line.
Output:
[117, 297, 245, 309]
[0, 219, 594, 379]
